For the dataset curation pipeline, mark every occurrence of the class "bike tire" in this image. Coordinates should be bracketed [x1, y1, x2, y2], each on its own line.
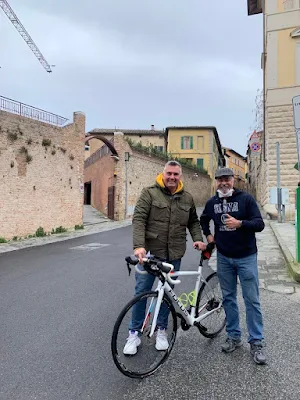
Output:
[195, 272, 226, 338]
[111, 290, 177, 379]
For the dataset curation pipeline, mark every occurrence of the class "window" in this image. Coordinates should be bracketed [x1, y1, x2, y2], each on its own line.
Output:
[154, 146, 163, 152]
[181, 136, 193, 149]
[197, 136, 204, 150]
[284, 0, 296, 10]
[197, 158, 204, 169]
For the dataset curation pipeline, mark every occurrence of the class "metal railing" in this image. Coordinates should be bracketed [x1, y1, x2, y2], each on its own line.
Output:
[84, 140, 114, 168]
[0, 95, 68, 126]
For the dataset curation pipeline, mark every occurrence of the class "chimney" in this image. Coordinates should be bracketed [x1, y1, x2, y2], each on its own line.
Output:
[151, 124, 155, 131]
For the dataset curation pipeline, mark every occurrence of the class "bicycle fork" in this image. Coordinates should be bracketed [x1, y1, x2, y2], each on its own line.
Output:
[141, 282, 164, 338]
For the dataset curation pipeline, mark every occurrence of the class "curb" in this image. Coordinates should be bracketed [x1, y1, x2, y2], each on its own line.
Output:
[0, 220, 132, 255]
[269, 222, 300, 283]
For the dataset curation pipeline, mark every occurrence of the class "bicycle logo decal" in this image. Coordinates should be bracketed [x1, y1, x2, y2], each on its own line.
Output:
[178, 290, 196, 307]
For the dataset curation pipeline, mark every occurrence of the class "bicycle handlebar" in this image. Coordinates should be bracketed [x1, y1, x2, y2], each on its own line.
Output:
[125, 256, 179, 285]
[125, 243, 215, 285]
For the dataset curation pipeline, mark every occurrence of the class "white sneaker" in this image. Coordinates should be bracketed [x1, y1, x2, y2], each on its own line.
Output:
[155, 328, 169, 351]
[123, 330, 141, 355]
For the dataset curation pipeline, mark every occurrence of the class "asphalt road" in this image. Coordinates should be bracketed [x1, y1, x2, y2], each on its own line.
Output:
[1, 226, 300, 400]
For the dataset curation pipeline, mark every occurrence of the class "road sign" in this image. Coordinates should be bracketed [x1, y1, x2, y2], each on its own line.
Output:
[250, 131, 259, 141]
[250, 142, 261, 152]
[270, 187, 289, 205]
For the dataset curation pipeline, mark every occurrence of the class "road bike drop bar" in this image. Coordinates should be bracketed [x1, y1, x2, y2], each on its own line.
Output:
[125, 255, 180, 285]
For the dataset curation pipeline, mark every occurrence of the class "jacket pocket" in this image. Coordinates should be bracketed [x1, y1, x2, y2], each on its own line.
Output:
[145, 231, 159, 239]
[151, 201, 169, 221]
[177, 203, 191, 225]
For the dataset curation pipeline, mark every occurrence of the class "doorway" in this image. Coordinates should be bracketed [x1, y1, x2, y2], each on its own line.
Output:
[84, 182, 91, 205]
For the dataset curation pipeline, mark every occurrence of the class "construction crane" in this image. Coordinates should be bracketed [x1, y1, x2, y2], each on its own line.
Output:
[0, 0, 52, 72]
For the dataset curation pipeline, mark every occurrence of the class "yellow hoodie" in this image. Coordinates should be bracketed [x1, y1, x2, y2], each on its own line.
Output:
[156, 173, 183, 194]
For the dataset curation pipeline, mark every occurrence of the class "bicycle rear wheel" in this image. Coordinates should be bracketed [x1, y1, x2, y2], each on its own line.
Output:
[111, 291, 177, 379]
[195, 272, 226, 338]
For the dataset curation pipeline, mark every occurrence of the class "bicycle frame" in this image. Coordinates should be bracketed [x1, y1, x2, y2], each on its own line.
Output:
[145, 261, 222, 338]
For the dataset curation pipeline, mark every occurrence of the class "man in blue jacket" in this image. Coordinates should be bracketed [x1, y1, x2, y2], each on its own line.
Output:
[200, 167, 266, 365]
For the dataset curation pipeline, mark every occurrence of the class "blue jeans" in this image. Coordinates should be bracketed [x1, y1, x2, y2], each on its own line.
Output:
[129, 259, 181, 331]
[217, 252, 264, 344]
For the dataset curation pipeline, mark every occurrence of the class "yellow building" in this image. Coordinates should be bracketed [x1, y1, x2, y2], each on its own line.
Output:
[223, 148, 247, 190]
[166, 126, 225, 191]
[248, 0, 300, 218]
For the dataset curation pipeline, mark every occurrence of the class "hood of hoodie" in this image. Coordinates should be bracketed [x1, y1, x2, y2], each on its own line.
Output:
[156, 173, 184, 194]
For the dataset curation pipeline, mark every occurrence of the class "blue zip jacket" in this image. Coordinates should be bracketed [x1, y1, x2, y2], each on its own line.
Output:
[200, 189, 265, 258]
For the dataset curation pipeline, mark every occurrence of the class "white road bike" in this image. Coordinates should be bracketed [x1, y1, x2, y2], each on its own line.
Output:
[111, 243, 226, 379]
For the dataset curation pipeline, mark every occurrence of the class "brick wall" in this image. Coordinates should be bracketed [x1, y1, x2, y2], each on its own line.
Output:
[84, 152, 115, 213]
[0, 110, 85, 240]
[258, 104, 298, 219]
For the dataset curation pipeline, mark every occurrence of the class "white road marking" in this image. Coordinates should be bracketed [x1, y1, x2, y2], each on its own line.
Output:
[70, 243, 110, 251]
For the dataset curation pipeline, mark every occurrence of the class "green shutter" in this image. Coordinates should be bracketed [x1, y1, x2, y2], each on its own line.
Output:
[197, 158, 204, 169]
[181, 136, 184, 149]
[190, 136, 193, 149]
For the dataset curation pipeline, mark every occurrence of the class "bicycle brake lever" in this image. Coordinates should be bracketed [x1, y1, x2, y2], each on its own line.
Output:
[126, 262, 131, 276]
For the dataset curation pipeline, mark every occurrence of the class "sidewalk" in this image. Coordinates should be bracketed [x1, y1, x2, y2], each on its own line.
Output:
[269, 220, 300, 283]
[0, 218, 132, 254]
[209, 219, 300, 295]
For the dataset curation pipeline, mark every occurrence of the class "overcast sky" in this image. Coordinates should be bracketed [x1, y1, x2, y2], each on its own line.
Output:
[0, 0, 263, 155]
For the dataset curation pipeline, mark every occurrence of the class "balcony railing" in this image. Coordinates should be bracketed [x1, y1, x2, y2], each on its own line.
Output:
[84, 140, 114, 168]
[0, 95, 68, 126]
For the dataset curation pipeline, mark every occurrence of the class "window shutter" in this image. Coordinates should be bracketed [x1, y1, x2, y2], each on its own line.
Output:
[197, 158, 204, 169]
[181, 137, 184, 149]
[190, 136, 193, 149]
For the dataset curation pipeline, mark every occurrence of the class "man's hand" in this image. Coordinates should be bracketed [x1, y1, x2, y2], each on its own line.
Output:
[224, 214, 242, 229]
[134, 247, 146, 263]
[193, 241, 207, 251]
[206, 234, 215, 244]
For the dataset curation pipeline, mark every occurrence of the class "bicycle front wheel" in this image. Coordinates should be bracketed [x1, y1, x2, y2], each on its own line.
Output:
[195, 272, 226, 338]
[111, 291, 177, 379]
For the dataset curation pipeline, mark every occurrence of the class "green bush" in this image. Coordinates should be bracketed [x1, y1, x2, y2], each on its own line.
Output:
[52, 226, 67, 234]
[75, 224, 84, 230]
[0, 237, 7, 243]
[35, 227, 46, 237]
[125, 138, 208, 174]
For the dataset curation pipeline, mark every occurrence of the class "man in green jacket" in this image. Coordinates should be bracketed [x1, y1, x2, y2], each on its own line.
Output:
[123, 160, 206, 355]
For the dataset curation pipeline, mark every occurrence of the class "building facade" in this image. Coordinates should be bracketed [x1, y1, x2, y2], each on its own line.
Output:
[165, 126, 225, 193]
[246, 131, 263, 199]
[223, 148, 247, 190]
[248, 0, 300, 219]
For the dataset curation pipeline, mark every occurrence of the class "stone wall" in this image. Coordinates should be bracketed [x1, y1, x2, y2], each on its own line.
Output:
[262, 104, 298, 219]
[125, 150, 211, 218]
[0, 110, 85, 240]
